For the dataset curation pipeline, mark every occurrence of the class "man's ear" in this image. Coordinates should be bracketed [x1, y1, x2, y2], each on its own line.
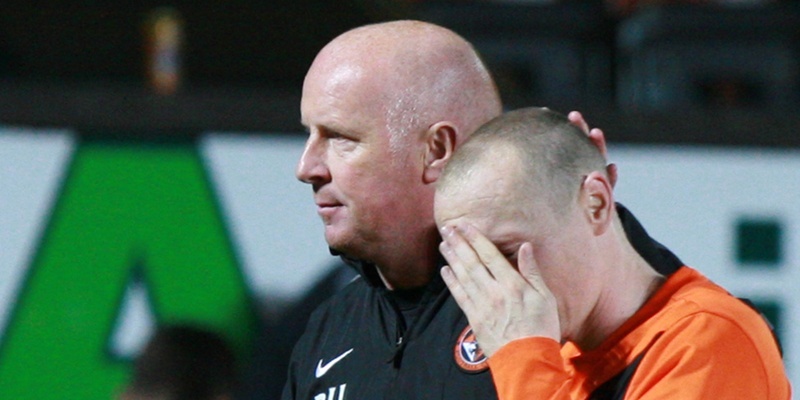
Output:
[423, 122, 457, 184]
[581, 171, 614, 236]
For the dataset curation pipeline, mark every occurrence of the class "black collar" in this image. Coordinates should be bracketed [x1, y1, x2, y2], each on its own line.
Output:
[616, 202, 683, 275]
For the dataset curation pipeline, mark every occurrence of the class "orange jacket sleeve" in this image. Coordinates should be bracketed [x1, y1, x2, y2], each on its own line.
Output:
[489, 337, 572, 400]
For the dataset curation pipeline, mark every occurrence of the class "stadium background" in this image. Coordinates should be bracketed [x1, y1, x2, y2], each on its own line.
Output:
[1, 1, 798, 398]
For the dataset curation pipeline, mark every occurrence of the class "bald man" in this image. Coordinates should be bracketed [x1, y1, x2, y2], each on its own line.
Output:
[435, 108, 790, 399]
[284, 21, 682, 400]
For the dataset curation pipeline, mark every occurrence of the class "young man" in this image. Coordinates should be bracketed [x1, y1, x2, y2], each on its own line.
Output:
[435, 107, 790, 399]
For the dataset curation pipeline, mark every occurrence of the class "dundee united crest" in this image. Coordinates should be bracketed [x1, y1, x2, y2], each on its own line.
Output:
[454, 326, 489, 373]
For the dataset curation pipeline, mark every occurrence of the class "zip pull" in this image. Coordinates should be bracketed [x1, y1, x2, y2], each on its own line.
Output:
[390, 335, 407, 367]
[385, 334, 407, 365]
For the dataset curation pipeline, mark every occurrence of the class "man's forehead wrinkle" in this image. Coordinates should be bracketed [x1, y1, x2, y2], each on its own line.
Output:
[468, 193, 503, 210]
[437, 198, 521, 247]
[437, 190, 496, 225]
[437, 208, 468, 227]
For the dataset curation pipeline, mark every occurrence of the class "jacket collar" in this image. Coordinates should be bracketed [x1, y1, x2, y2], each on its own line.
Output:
[330, 247, 446, 294]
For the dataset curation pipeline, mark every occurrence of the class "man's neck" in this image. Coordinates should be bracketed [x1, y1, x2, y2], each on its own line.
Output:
[575, 232, 666, 350]
[376, 229, 442, 290]
[376, 252, 439, 290]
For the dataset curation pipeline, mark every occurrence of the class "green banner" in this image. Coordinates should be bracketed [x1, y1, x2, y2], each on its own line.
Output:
[0, 142, 256, 398]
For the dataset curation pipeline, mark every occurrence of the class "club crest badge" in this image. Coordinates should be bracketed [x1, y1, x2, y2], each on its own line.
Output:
[454, 325, 489, 373]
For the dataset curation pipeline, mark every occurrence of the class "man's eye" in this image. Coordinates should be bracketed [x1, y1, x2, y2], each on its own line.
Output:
[327, 131, 352, 141]
[503, 247, 521, 260]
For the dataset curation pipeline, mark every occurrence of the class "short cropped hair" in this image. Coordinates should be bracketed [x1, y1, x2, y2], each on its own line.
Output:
[440, 107, 606, 215]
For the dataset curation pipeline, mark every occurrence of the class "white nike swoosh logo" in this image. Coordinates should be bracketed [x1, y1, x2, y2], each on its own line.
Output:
[315, 348, 354, 378]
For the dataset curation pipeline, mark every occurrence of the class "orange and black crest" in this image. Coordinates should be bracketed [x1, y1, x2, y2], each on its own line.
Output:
[454, 326, 489, 373]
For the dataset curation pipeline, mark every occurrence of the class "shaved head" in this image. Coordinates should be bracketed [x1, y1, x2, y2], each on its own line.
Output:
[305, 20, 502, 149]
[439, 107, 607, 216]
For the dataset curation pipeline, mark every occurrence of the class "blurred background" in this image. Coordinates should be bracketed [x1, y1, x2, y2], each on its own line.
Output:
[0, 0, 798, 398]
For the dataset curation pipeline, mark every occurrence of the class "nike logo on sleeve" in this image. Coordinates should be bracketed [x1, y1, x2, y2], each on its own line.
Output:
[315, 348, 354, 378]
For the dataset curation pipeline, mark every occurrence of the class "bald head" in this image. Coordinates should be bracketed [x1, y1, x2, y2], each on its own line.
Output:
[298, 21, 502, 281]
[304, 20, 502, 144]
[439, 108, 608, 215]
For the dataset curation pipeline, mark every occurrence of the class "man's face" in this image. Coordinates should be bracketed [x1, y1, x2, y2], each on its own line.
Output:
[297, 61, 430, 261]
[434, 153, 590, 333]
[435, 156, 547, 269]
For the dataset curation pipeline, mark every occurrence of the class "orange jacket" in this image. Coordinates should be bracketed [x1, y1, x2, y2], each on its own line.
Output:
[489, 266, 791, 399]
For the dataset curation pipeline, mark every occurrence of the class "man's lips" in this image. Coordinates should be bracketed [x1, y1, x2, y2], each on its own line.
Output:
[315, 199, 341, 208]
[315, 200, 343, 217]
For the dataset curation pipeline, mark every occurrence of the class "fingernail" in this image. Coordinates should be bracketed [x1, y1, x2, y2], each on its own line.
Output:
[441, 266, 453, 280]
[439, 241, 451, 254]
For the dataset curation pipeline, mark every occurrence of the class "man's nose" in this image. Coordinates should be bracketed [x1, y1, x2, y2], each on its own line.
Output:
[296, 135, 329, 185]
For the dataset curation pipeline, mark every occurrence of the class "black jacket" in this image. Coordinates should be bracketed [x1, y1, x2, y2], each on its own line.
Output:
[281, 204, 682, 400]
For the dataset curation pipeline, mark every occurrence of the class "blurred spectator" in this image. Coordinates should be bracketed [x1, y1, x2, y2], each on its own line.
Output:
[118, 324, 238, 400]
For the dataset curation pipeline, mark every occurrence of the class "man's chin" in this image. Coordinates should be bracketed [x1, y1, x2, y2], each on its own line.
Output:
[325, 230, 366, 260]
[324, 229, 352, 254]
